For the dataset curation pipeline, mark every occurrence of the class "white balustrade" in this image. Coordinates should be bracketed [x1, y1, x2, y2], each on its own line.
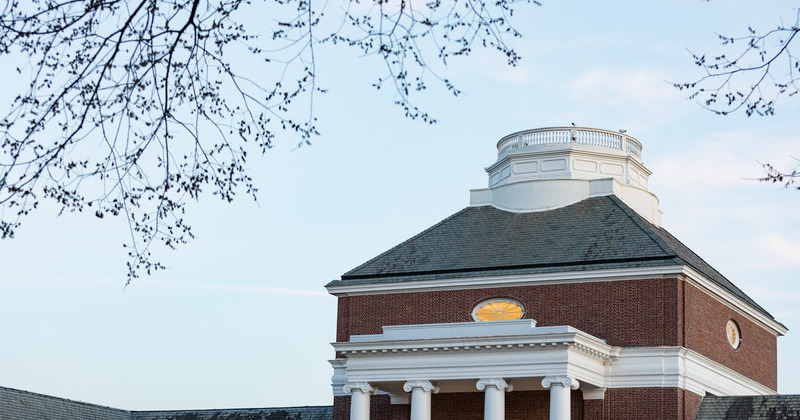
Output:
[496, 127, 641, 161]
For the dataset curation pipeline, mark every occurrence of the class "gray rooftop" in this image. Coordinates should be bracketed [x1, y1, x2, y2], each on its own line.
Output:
[0, 386, 131, 420]
[131, 407, 333, 420]
[331, 195, 775, 320]
[694, 395, 800, 419]
[0, 386, 332, 420]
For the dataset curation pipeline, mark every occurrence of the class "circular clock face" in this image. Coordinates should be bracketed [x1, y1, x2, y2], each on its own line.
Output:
[726, 320, 741, 349]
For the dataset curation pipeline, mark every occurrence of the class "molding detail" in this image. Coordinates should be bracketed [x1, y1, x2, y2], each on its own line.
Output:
[542, 376, 579, 390]
[581, 387, 606, 400]
[329, 359, 348, 397]
[389, 394, 410, 405]
[476, 378, 513, 392]
[403, 380, 440, 394]
[343, 382, 378, 395]
[333, 321, 775, 397]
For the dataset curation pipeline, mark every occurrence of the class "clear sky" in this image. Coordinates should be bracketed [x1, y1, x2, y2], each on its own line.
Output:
[1, 0, 799, 411]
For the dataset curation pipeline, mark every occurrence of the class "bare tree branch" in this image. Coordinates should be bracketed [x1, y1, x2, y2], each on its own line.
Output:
[675, 6, 800, 116]
[0, 0, 539, 282]
[760, 159, 800, 190]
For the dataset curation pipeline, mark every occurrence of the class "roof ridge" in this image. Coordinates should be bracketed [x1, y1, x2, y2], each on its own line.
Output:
[341, 206, 473, 277]
[604, 195, 677, 258]
[652, 223, 775, 319]
[605, 196, 775, 320]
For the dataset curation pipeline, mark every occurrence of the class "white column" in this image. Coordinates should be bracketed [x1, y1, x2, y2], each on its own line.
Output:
[403, 380, 439, 420]
[343, 382, 378, 420]
[541, 376, 579, 420]
[476, 378, 513, 420]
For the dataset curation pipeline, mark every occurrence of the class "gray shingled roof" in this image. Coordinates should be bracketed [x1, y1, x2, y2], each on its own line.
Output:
[330, 195, 776, 320]
[0, 386, 332, 420]
[131, 407, 333, 420]
[694, 395, 800, 419]
[0, 386, 131, 420]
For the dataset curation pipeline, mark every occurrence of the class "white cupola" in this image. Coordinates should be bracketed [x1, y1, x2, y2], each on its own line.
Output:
[469, 127, 663, 226]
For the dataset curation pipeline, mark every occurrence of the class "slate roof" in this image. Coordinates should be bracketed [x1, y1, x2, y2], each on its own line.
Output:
[694, 395, 800, 419]
[330, 195, 776, 321]
[0, 386, 131, 420]
[131, 407, 333, 420]
[0, 386, 332, 420]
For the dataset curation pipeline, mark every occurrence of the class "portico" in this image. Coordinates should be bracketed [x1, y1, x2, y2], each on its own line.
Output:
[331, 319, 776, 420]
[333, 320, 612, 420]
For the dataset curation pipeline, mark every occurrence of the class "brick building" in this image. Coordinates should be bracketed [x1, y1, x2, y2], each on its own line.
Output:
[325, 127, 788, 420]
[0, 127, 793, 420]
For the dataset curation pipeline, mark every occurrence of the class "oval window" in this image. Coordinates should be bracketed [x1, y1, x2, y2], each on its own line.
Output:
[472, 299, 524, 322]
[726, 319, 742, 350]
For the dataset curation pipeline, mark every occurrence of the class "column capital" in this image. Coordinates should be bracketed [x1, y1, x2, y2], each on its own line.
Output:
[403, 380, 440, 394]
[343, 382, 379, 395]
[476, 378, 513, 392]
[541, 376, 579, 390]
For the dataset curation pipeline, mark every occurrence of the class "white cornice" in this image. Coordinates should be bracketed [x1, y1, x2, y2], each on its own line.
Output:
[327, 265, 684, 296]
[333, 325, 775, 397]
[335, 322, 616, 387]
[326, 265, 786, 336]
[335, 331, 615, 363]
[679, 266, 787, 336]
[609, 347, 776, 396]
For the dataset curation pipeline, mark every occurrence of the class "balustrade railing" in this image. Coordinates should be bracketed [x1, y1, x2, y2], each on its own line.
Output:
[496, 127, 642, 160]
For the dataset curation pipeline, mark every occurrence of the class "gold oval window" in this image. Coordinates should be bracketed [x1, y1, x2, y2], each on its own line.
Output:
[726, 319, 742, 349]
[472, 299, 524, 322]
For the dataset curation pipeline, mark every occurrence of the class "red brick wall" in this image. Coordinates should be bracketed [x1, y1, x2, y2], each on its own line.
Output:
[603, 387, 679, 420]
[583, 398, 604, 419]
[336, 278, 777, 388]
[681, 281, 778, 389]
[336, 278, 680, 347]
[334, 395, 409, 420]
[683, 389, 703, 420]
[429, 392, 484, 420]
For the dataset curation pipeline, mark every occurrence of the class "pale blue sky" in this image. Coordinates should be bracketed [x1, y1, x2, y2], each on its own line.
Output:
[1, 0, 799, 411]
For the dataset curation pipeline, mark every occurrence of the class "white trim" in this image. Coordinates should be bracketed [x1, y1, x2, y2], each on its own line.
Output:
[679, 266, 787, 336]
[326, 265, 787, 336]
[581, 387, 606, 400]
[353, 319, 539, 342]
[327, 266, 682, 296]
[330, 359, 348, 397]
[331, 322, 775, 399]
[609, 347, 776, 396]
[469, 177, 662, 226]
